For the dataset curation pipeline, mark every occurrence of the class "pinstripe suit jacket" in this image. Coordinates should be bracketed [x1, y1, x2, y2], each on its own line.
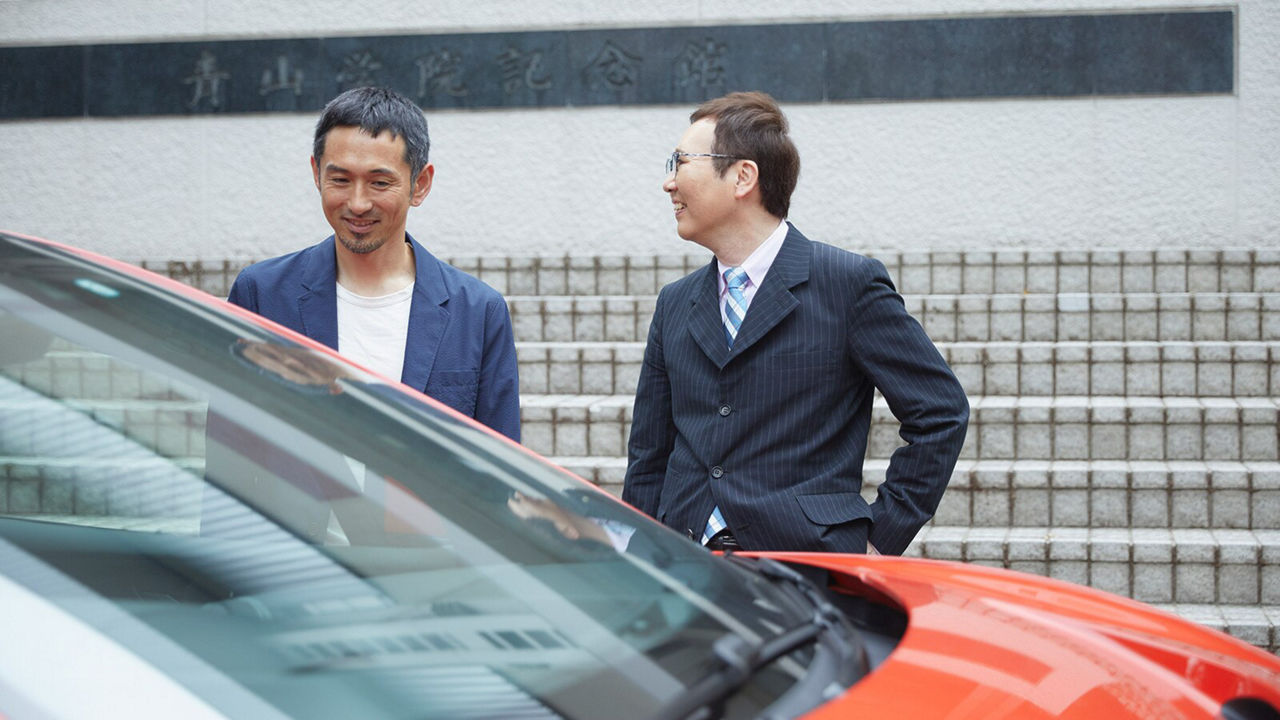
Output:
[622, 224, 968, 555]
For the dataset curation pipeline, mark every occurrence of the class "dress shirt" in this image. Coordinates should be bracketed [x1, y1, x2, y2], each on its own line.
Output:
[717, 220, 789, 325]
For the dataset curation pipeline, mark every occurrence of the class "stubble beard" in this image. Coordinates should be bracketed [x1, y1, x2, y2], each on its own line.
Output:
[338, 232, 386, 255]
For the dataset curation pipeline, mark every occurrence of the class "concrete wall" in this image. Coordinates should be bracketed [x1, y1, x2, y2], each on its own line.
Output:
[2, 0, 1277, 262]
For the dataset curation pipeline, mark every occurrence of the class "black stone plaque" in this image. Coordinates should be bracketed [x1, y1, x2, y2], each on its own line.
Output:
[1093, 12, 1233, 95]
[87, 39, 328, 116]
[0, 45, 85, 119]
[568, 29, 658, 107]
[687, 24, 825, 103]
[827, 12, 1232, 101]
[375, 34, 481, 111]
[455, 30, 568, 109]
[0, 11, 1235, 120]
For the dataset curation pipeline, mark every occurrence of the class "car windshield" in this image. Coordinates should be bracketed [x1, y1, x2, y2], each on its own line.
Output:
[0, 234, 835, 719]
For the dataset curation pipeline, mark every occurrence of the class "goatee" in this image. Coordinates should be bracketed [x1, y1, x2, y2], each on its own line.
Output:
[338, 234, 384, 255]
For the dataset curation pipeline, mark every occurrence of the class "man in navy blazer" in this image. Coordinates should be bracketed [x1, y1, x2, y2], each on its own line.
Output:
[623, 92, 967, 555]
[227, 87, 519, 441]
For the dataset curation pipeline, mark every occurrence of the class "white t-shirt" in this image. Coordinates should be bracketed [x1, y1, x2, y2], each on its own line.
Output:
[336, 282, 414, 383]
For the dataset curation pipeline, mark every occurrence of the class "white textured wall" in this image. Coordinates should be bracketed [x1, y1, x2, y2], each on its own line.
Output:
[2, 0, 1277, 261]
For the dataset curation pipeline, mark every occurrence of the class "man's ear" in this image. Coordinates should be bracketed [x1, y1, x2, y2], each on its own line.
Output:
[311, 155, 322, 191]
[733, 160, 760, 200]
[411, 163, 435, 207]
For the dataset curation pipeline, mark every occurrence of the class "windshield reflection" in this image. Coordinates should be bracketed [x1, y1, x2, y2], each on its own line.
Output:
[0, 237, 822, 719]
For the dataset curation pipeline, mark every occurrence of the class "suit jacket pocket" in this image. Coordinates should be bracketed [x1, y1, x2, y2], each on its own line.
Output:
[425, 370, 479, 418]
[795, 491, 873, 527]
[767, 349, 844, 397]
[770, 348, 841, 370]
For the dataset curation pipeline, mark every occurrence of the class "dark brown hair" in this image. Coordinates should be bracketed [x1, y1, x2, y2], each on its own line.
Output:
[690, 91, 800, 218]
[314, 86, 430, 179]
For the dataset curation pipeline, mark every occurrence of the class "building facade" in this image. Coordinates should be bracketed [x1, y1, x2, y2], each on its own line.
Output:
[1, 0, 1275, 261]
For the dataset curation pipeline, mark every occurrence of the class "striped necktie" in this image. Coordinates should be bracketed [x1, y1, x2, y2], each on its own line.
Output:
[723, 266, 748, 347]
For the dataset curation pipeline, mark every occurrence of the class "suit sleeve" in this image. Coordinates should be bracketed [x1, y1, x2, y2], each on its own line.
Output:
[847, 258, 969, 556]
[622, 289, 675, 518]
[474, 298, 521, 443]
[227, 271, 257, 311]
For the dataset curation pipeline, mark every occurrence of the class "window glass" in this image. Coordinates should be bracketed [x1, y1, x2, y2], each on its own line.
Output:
[0, 246, 817, 719]
[0, 330, 206, 533]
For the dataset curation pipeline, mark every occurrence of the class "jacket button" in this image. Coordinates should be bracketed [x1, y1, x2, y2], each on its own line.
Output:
[710, 466, 724, 479]
[719, 404, 731, 416]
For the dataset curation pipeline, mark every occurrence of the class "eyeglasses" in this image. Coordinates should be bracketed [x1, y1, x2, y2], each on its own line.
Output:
[666, 151, 746, 176]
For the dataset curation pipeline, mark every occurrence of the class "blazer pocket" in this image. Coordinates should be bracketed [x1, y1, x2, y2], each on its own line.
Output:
[770, 348, 841, 370]
[425, 370, 479, 418]
[795, 491, 873, 527]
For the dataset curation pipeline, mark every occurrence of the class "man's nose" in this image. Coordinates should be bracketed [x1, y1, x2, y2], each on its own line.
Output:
[349, 183, 374, 212]
[662, 174, 676, 193]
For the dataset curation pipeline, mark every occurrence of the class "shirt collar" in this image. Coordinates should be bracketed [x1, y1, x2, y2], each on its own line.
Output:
[718, 220, 789, 293]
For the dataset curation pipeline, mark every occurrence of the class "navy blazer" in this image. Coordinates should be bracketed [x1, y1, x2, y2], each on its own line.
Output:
[227, 235, 520, 441]
[623, 225, 968, 555]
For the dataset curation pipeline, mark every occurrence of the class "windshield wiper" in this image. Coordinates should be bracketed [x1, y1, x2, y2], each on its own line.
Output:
[652, 557, 867, 720]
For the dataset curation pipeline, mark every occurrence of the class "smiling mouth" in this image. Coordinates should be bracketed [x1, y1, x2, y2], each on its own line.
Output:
[344, 218, 377, 234]
[673, 202, 687, 214]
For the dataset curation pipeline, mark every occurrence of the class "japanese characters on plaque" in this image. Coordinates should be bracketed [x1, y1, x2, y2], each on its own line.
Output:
[170, 35, 735, 113]
[1, 14, 1235, 119]
[183, 51, 231, 110]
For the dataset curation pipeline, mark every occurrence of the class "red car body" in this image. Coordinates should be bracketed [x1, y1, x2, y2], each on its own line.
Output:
[784, 551, 1280, 718]
[4, 231, 1278, 719]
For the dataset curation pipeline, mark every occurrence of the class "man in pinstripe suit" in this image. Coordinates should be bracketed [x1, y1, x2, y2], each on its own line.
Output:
[623, 92, 969, 555]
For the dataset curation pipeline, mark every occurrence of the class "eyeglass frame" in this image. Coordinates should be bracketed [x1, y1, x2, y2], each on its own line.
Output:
[666, 151, 747, 177]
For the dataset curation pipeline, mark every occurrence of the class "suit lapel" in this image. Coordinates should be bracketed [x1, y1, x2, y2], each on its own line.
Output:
[298, 237, 339, 350]
[688, 261, 732, 369]
[725, 225, 811, 360]
[399, 235, 449, 389]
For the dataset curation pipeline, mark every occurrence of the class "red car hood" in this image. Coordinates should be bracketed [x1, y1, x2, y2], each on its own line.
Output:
[759, 552, 1280, 719]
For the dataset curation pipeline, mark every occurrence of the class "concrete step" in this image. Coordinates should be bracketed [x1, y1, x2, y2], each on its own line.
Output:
[1155, 604, 1280, 655]
[545, 455, 629, 493]
[957, 395, 1280, 463]
[21, 339, 1279, 404]
[506, 292, 1280, 344]
[14, 449, 1271, 532]
[0, 392, 206, 461]
[949, 341, 1280, 398]
[552, 456, 1280, 531]
[153, 248, 1280, 299]
[520, 394, 1280, 463]
[517, 340, 1280, 398]
[0, 455, 204, 517]
[507, 295, 655, 344]
[18, 351, 1280, 462]
[520, 394, 633, 459]
[905, 526, 1280, 607]
[923, 459, 1280, 531]
[450, 249, 1280, 298]
[518, 342, 645, 396]
[8, 348, 198, 403]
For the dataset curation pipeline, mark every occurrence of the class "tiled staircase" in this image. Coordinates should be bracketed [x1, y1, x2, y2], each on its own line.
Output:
[161, 249, 1280, 652]
[449, 248, 1280, 653]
